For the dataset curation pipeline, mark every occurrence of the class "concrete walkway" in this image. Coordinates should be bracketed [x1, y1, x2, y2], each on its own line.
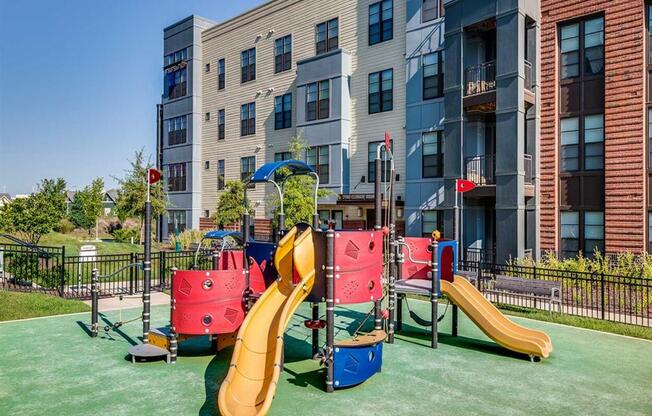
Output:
[83, 291, 170, 312]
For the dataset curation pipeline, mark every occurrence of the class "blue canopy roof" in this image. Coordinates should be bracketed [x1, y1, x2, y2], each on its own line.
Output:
[203, 230, 243, 243]
[249, 160, 315, 183]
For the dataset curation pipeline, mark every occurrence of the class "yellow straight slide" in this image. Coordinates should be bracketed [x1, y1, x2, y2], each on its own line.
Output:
[218, 227, 316, 416]
[441, 277, 553, 359]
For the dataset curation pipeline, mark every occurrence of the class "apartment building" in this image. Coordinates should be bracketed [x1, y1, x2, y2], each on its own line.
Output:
[157, 0, 541, 262]
[539, 1, 648, 256]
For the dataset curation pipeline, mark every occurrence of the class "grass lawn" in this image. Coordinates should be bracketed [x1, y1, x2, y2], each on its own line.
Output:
[1, 301, 651, 416]
[0, 291, 89, 322]
[499, 304, 652, 341]
[0, 232, 163, 256]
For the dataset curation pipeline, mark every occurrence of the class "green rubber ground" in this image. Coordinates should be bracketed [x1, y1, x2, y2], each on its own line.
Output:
[1, 300, 651, 416]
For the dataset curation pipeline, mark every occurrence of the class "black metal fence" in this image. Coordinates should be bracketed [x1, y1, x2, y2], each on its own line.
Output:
[0, 244, 212, 299]
[460, 260, 652, 327]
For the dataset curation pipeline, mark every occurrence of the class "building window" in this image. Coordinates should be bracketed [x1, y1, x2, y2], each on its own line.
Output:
[560, 211, 579, 258]
[560, 17, 604, 80]
[241, 48, 256, 83]
[422, 0, 443, 23]
[167, 115, 187, 146]
[275, 35, 292, 73]
[164, 67, 187, 99]
[205, 63, 210, 73]
[240, 156, 256, 187]
[205, 112, 210, 121]
[167, 163, 186, 192]
[560, 117, 579, 171]
[423, 51, 443, 100]
[218, 58, 225, 90]
[204, 161, 210, 170]
[167, 210, 186, 233]
[422, 131, 443, 178]
[316, 18, 338, 55]
[422, 210, 443, 237]
[369, 69, 393, 114]
[318, 210, 343, 230]
[217, 159, 225, 190]
[241, 102, 256, 136]
[218, 109, 225, 140]
[649, 108, 652, 169]
[274, 151, 293, 181]
[306, 80, 330, 121]
[368, 141, 392, 183]
[560, 114, 603, 172]
[205, 210, 210, 218]
[648, 211, 652, 253]
[275, 93, 292, 130]
[584, 114, 604, 170]
[584, 211, 604, 255]
[369, 0, 393, 46]
[164, 48, 188, 67]
[307, 145, 329, 184]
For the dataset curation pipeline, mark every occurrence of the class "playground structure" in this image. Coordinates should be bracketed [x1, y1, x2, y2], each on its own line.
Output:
[88, 138, 553, 416]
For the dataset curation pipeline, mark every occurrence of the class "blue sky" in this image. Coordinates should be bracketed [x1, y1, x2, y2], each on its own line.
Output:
[0, 0, 265, 196]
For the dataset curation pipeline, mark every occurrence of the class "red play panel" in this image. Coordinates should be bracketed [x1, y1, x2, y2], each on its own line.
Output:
[333, 231, 383, 305]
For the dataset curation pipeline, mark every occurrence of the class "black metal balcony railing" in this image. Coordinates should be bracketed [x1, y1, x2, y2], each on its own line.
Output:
[465, 154, 495, 185]
[465, 154, 534, 186]
[524, 60, 533, 91]
[464, 61, 496, 96]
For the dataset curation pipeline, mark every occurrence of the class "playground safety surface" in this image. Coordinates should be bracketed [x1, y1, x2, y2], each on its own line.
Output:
[1, 301, 651, 416]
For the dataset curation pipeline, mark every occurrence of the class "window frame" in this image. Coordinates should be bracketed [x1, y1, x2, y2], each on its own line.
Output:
[421, 210, 444, 237]
[422, 0, 443, 23]
[307, 145, 330, 184]
[217, 159, 225, 190]
[241, 48, 256, 83]
[559, 16, 604, 81]
[369, 0, 393, 46]
[368, 140, 393, 183]
[306, 80, 330, 121]
[316, 18, 339, 55]
[167, 115, 187, 146]
[218, 58, 225, 90]
[167, 210, 187, 233]
[559, 113, 604, 172]
[368, 68, 394, 114]
[240, 102, 256, 136]
[423, 51, 444, 100]
[560, 210, 604, 258]
[422, 131, 443, 178]
[167, 162, 187, 192]
[240, 156, 256, 188]
[274, 93, 292, 130]
[218, 109, 225, 140]
[274, 35, 292, 73]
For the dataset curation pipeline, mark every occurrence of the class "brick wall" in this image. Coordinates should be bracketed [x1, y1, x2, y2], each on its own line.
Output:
[540, 0, 646, 253]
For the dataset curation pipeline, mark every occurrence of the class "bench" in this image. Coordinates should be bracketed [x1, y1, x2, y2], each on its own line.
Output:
[485, 274, 561, 315]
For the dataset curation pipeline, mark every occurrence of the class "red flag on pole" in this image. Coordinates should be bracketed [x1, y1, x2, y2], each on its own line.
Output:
[455, 179, 476, 193]
[148, 168, 162, 185]
[384, 131, 391, 152]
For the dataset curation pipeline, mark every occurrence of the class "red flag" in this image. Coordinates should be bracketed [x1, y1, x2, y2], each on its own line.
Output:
[148, 168, 162, 185]
[384, 131, 391, 152]
[455, 179, 476, 193]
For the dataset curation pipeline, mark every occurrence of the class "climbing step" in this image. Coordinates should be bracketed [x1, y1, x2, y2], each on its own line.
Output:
[128, 343, 171, 364]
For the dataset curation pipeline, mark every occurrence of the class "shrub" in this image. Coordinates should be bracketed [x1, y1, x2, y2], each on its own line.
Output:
[56, 218, 76, 234]
[111, 228, 139, 243]
[106, 221, 122, 235]
[168, 229, 206, 251]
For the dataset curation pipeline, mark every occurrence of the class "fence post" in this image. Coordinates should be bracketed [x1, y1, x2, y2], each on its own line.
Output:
[160, 251, 166, 289]
[129, 253, 135, 295]
[90, 268, 99, 337]
[59, 246, 66, 297]
[600, 271, 606, 320]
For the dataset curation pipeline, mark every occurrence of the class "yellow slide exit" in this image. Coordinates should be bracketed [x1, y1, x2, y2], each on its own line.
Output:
[218, 227, 316, 416]
[441, 277, 552, 358]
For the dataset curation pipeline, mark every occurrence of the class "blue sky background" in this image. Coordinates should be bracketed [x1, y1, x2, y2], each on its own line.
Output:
[0, 0, 265, 195]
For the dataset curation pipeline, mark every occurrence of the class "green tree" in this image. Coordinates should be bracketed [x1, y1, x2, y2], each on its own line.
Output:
[213, 180, 253, 229]
[114, 150, 166, 242]
[268, 135, 330, 229]
[0, 178, 67, 245]
[68, 178, 104, 237]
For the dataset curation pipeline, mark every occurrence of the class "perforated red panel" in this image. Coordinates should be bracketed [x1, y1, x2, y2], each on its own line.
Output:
[333, 231, 383, 305]
[401, 237, 432, 280]
[171, 259, 265, 335]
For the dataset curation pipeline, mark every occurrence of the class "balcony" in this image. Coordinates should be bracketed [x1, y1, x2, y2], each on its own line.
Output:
[463, 60, 535, 112]
[464, 154, 534, 198]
